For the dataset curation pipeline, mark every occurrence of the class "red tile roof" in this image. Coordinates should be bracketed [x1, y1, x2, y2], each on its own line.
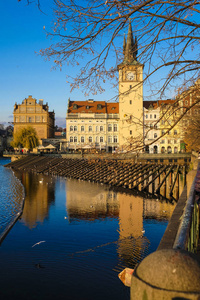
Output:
[68, 100, 119, 114]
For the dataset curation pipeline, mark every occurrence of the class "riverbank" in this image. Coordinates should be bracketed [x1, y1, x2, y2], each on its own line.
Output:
[4, 155, 185, 199]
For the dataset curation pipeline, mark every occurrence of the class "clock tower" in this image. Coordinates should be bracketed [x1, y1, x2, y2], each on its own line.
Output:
[118, 22, 144, 151]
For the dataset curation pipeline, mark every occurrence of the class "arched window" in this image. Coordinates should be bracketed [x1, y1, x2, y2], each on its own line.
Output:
[161, 146, 165, 153]
[70, 126, 73, 131]
[74, 126, 77, 131]
[108, 136, 112, 143]
[113, 124, 118, 132]
[154, 133, 157, 138]
[100, 125, 104, 132]
[70, 136, 73, 142]
[167, 146, 172, 153]
[89, 125, 92, 132]
[81, 136, 85, 143]
[81, 126, 84, 132]
[174, 147, 178, 153]
[154, 145, 158, 153]
[108, 124, 112, 132]
[100, 136, 103, 143]
[74, 136, 78, 143]
[89, 136, 92, 143]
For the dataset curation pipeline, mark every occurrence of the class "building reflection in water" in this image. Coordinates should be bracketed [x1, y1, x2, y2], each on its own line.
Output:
[14, 171, 56, 229]
[65, 179, 175, 268]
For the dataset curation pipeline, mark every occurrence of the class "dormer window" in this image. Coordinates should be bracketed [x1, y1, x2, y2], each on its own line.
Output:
[111, 107, 115, 110]
[73, 104, 78, 109]
[86, 105, 90, 109]
[97, 104, 102, 110]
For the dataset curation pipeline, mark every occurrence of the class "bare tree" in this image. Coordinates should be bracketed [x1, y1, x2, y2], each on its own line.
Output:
[18, 0, 200, 152]
[32, 0, 200, 98]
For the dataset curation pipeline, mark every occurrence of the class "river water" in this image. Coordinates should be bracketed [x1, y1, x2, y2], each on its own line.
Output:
[0, 158, 176, 300]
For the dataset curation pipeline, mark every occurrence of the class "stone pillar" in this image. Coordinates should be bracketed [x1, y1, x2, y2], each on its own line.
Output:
[131, 249, 200, 299]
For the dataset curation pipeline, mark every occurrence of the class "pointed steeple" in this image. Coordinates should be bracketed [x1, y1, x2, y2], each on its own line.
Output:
[123, 21, 138, 63]
[123, 33, 126, 56]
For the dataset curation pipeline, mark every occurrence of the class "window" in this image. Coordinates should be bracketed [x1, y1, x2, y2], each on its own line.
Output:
[100, 136, 103, 143]
[96, 126, 98, 132]
[74, 136, 78, 143]
[130, 130, 132, 135]
[108, 124, 112, 132]
[113, 124, 117, 132]
[162, 130, 165, 135]
[150, 114, 152, 119]
[86, 105, 90, 109]
[185, 100, 188, 105]
[73, 104, 78, 109]
[154, 114, 156, 119]
[89, 125, 92, 132]
[74, 126, 77, 131]
[130, 100, 132, 104]
[100, 125, 104, 132]
[108, 136, 112, 143]
[81, 136, 85, 143]
[113, 136, 118, 143]
[96, 136, 98, 143]
[154, 133, 157, 138]
[161, 120, 165, 125]
[70, 136, 73, 142]
[97, 104, 102, 110]
[89, 136, 92, 143]
[81, 125, 84, 132]
[130, 85, 132, 89]
[174, 130, 177, 135]
[146, 114, 148, 119]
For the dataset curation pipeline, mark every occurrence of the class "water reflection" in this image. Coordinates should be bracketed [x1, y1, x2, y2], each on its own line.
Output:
[66, 179, 119, 221]
[65, 179, 175, 269]
[14, 171, 56, 228]
[0, 169, 177, 300]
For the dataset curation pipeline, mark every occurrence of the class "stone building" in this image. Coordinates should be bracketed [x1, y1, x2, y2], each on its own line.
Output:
[143, 101, 160, 153]
[13, 95, 55, 141]
[66, 100, 119, 152]
[66, 22, 144, 153]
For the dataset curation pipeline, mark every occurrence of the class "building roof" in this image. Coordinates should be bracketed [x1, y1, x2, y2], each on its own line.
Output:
[68, 100, 119, 114]
[143, 101, 158, 109]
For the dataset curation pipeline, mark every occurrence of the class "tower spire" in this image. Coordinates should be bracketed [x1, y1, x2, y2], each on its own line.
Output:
[123, 33, 126, 56]
[123, 20, 137, 63]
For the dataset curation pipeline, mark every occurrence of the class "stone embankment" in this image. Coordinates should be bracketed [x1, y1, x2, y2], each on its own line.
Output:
[5, 155, 183, 196]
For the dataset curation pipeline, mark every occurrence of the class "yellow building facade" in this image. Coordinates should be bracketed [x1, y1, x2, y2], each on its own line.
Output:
[13, 95, 55, 140]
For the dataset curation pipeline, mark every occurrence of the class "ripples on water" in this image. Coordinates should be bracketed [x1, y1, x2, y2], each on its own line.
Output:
[0, 159, 24, 239]
[0, 158, 176, 300]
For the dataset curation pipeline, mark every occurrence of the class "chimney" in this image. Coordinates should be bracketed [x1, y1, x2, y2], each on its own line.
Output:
[39, 99, 43, 105]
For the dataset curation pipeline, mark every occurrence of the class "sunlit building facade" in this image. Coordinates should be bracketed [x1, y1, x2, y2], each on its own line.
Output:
[13, 95, 55, 141]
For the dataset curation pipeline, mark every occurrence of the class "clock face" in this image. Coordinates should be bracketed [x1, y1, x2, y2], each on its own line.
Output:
[126, 71, 135, 81]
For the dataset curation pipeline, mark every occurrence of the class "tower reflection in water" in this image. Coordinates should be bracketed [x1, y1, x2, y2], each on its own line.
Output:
[65, 179, 175, 269]
[14, 171, 175, 269]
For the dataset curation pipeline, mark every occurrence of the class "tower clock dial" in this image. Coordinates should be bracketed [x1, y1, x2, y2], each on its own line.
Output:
[126, 71, 135, 81]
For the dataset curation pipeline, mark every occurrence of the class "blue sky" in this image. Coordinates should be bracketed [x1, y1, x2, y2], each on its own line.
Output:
[0, 1, 178, 128]
[0, 1, 120, 127]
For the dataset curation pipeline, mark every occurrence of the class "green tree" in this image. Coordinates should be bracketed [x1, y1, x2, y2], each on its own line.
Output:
[11, 126, 39, 150]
